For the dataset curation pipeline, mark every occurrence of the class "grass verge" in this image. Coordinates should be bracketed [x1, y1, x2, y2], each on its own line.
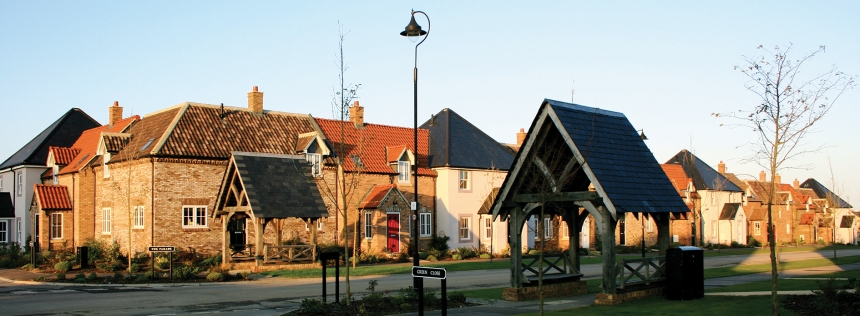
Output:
[703, 255, 860, 279]
[707, 269, 860, 292]
[521, 295, 801, 316]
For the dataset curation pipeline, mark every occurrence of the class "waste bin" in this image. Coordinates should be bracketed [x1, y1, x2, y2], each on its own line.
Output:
[77, 246, 89, 269]
[665, 246, 703, 300]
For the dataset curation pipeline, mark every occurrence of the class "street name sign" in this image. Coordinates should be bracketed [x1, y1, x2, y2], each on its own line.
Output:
[412, 266, 446, 279]
[148, 246, 175, 252]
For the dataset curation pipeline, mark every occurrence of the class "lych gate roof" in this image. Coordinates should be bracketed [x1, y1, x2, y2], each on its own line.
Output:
[492, 99, 687, 218]
[420, 108, 515, 170]
[1, 108, 100, 170]
[664, 150, 742, 192]
[215, 152, 328, 219]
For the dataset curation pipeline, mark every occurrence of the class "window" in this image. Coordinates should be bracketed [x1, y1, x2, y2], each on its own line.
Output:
[364, 212, 372, 239]
[710, 192, 715, 205]
[786, 223, 790, 234]
[754, 222, 761, 235]
[483, 216, 492, 240]
[182, 206, 207, 228]
[306, 153, 322, 177]
[101, 208, 111, 234]
[0, 175, 3, 192]
[17, 172, 23, 196]
[458, 170, 470, 191]
[305, 219, 323, 231]
[645, 216, 653, 232]
[800, 235, 805, 242]
[420, 213, 432, 237]
[103, 154, 110, 178]
[544, 217, 553, 239]
[52, 166, 59, 185]
[133, 206, 145, 229]
[0, 221, 7, 243]
[561, 221, 569, 239]
[397, 161, 410, 183]
[459, 216, 471, 240]
[50, 213, 63, 239]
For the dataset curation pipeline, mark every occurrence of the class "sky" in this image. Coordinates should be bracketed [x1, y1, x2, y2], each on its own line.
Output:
[1, 1, 858, 207]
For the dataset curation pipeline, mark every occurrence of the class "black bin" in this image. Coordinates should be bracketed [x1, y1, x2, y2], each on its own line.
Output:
[665, 246, 703, 300]
[77, 246, 89, 269]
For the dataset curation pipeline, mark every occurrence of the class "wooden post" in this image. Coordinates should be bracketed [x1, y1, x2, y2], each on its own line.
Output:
[597, 206, 617, 294]
[657, 213, 671, 256]
[254, 217, 264, 266]
[566, 211, 580, 273]
[508, 209, 523, 288]
[223, 212, 234, 264]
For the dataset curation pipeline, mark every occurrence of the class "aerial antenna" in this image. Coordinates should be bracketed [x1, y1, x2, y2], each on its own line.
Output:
[571, 79, 576, 102]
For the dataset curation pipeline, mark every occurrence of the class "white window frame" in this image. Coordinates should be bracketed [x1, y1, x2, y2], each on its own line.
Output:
[458, 170, 470, 191]
[305, 219, 323, 231]
[544, 217, 552, 239]
[459, 216, 471, 241]
[0, 221, 7, 243]
[182, 205, 208, 228]
[482, 216, 492, 240]
[52, 165, 59, 185]
[364, 212, 373, 240]
[754, 222, 761, 236]
[51, 213, 63, 239]
[17, 172, 23, 197]
[397, 161, 410, 183]
[786, 223, 791, 234]
[133, 206, 145, 229]
[0, 174, 4, 192]
[561, 220, 569, 239]
[306, 153, 322, 178]
[419, 213, 432, 237]
[646, 216, 653, 232]
[101, 208, 111, 234]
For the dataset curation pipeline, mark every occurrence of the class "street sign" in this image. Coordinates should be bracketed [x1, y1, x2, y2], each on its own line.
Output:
[412, 266, 446, 279]
[148, 246, 175, 252]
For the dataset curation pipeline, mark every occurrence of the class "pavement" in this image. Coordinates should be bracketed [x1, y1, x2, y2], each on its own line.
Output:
[2, 250, 860, 315]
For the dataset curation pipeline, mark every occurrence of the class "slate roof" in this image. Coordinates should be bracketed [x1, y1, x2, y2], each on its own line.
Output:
[34, 184, 72, 210]
[58, 116, 138, 175]
[112, 103, 318, 162]
[800, 178, 853, 208]
[315, 118, 435, 176]
[420, 108, 515, 170]
[1, 108, 100, 170]
[229, 153, 328, 218]
[719, 203, 742, 220]
[0, 192, 13, 218]
[358, 184, 406, 209]
[664, 150, 742, 192]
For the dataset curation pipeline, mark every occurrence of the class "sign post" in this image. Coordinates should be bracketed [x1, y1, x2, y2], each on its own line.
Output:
[412, 266, 447, 316]
[148, 246, 175, 280]
[320, 252, 341, 303]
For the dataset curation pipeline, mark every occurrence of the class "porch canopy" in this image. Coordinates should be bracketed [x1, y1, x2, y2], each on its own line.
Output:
[487, 99, 688, 294]
[214, 152, 328, 263]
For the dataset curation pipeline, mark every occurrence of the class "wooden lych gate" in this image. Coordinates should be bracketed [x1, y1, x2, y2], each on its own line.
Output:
[213, 152, 329, 265]
[487, 100, 688, 300]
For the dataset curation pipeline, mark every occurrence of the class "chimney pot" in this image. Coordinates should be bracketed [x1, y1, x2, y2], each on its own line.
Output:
[516, 128, 527, 147]
[248, 86, 264, 114]
[793, 178, 800, 189]
[253, 86, 258, 92]
[759, 171, 766, 182]
[109, 101, 123, 126]
[350, 101, 364, 128]
[718, 161, 726, 174]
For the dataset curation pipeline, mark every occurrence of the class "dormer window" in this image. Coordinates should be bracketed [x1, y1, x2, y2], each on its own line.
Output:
[103, 153, 111, 178]
[297, 132, 330, 178]
[306, 153, 322, 177]
[398, 161, 410, 183]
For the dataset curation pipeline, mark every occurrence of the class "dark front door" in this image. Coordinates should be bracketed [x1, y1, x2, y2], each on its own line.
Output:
[619, 220, 626, 245]
[387, 214, 400, 253]
[228, 218, 246, 250]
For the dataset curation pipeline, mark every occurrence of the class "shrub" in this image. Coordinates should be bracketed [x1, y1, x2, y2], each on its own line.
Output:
[430, 235, 450, 253]
[748, 237, 762, 248]
[199, 253, 222, 267]
[75, 273, 85, 280]
[238, 271, 250, 281]
[128, 263, 141, 273]
[0, 243, 28, 268]
[154, 256, 170, 270]
[123, 274, 136, 282]
[418, 252, 428, 260]
[282, 236, 305, 245]
[21, 263, 34, 270]
[427, 255, 438, 262]
[56, 273, 66, 280]
[452, 254, 462, 261]
[97, 259, 122, 272]
[86, 272, 97, 281]
[479, 253, 491, 259]
[174, 265, 202, 280]
[456, 247, 477, 259]
[206, 272, 224, 282]
[54, 261, 72, 273]
[527, 249, 540, 255]
[113, 271, 124, 281]
[448, 291, 467, 305]
[396, 252, 409, 263]
[134, 274, 149, 283]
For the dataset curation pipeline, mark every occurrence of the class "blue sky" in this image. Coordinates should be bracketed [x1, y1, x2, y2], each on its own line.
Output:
[2, 1, 858, 206]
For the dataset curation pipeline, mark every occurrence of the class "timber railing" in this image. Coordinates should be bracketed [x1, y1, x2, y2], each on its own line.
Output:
[521, 251, 583, 285]
[264, 244, 315, 263]
[614, 256, 666, 290]
[229, 243, 255, 260]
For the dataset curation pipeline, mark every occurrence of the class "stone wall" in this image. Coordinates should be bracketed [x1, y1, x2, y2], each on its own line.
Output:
[502, 281, 588, 301]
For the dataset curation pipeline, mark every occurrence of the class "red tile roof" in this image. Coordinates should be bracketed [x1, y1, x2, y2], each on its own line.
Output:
[359, 184, 398, 209]
[316, 118, 435, 176]
[58, 115, 139, 175]
[49, 146, 81, 165]
[800, 213, 816, 225]
[34, 184, 72, 210]
[660, 164, 688, 197]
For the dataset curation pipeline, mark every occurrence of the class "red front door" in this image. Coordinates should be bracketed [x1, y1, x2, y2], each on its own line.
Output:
[387, 214, 400, 252]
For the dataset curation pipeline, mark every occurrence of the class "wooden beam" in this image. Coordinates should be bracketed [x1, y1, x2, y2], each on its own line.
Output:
[513, 191, 600, 203]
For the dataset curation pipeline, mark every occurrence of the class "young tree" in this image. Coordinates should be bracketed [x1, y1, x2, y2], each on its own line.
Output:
[715, 44, 855, 315]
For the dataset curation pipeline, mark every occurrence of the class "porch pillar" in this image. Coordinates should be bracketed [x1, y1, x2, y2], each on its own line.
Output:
[254, 217, 265, 265]
[222, 212, 234, 264]
[508, 208, 523, 288]
[563, 211, 579, 273]
[656, 213, 670, 256]
[586, 202, 617, 295]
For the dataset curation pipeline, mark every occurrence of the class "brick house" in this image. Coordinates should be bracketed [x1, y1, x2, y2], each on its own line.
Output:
[31, 103, 138, 251]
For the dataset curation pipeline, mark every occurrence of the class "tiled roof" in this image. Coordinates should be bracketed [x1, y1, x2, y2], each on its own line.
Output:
[719, 203, 742, 220]
[0, 192, 13, 218]
[113, 103, 318, 162]
[315, 117, 435, 176]
[800, 213, 815, 225]
[800, 178, 853, 208]
[744, 181, 788, 204]
[840, 216, 854, 228]
[420, 108, 515, 170]
[748, 205, 765, 221]
[1, 108, 100, 170]
[34, 184, 72, 210]
[664, 150, 743, 192]
[58, 116, 138, 175]
[386, 146, 406, 163]
[49, 146, 81, 165]
[102, 133, 132, 153]
[358, 184, 398, 209]
[660, 164, 689, 197]
[228, 153, 328, 218]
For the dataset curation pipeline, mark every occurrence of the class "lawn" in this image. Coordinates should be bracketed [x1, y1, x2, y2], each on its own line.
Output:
[707, 269, 860, 292]
[703, 255, 860, 279]
[519, 295, 802, 316]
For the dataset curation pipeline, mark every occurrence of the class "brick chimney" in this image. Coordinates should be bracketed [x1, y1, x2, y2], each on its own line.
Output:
[793, 178, 800, 189]
[718, 161, 725, 174]
[109, 101, 123, 126]
[759, 171, 766, 182]
[516, 128, 527, 146]
[349, 101, 364, 128]
[774, 173, 781, 184]
[248, 86, 263, 114]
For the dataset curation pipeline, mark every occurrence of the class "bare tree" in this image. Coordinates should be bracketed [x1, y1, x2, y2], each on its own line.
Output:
[715, 44, 855, 315]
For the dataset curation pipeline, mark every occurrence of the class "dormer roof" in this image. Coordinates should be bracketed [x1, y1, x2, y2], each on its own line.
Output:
[34, 184, 72, 210]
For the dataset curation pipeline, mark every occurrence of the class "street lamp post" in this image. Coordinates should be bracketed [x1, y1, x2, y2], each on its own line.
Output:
[401, 10, 429, 315]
